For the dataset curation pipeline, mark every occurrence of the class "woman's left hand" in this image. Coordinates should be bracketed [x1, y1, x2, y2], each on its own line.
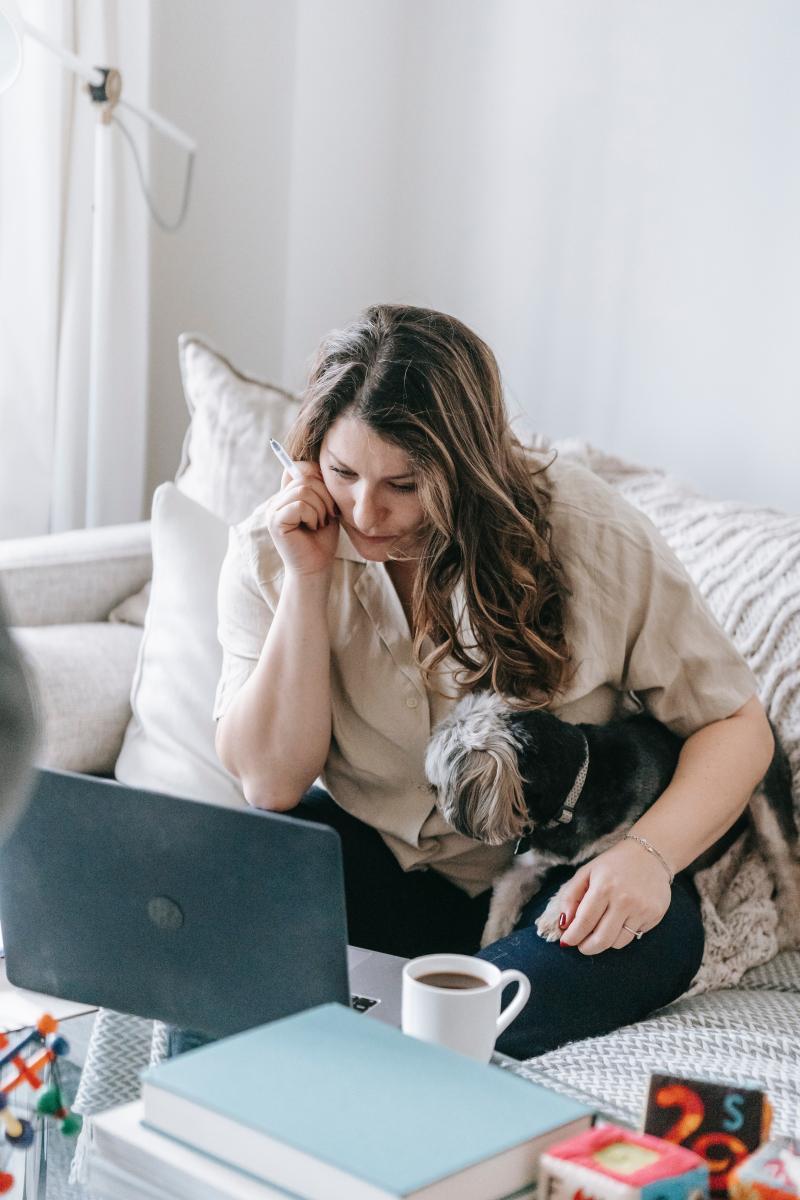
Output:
[553, 838, 673, 954]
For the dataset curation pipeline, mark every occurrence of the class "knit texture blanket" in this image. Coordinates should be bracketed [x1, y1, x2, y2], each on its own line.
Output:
[537, 437, 800, 992]
[500, 950, 800, 1135]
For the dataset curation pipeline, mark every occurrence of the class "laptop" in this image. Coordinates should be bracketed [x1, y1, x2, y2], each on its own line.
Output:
[0, 769, 407, 1039]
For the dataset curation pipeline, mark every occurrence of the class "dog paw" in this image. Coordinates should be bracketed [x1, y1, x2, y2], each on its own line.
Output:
[535, 900, 563, 943]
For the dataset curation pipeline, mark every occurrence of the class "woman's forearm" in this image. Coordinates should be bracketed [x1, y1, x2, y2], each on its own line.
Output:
[216, 570, 333, 811]
[629, 694, 774, 875]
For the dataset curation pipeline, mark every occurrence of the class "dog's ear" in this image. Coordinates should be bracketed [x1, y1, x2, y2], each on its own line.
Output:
[427, 738, 530, 846]
[455, 747, 531, 844]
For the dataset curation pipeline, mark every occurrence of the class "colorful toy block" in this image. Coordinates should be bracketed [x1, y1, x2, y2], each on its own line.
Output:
[644, 1074, 773, 1196]
[539, 1123, 710, 1200]
[728, 1137, 800, 1200]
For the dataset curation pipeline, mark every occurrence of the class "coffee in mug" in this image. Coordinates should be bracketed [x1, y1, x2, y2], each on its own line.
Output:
[402, 952, 530, 1063]
[415, 971, 489, 990]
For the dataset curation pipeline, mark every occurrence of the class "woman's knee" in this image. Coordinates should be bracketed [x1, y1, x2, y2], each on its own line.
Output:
[475, 875, 705, 1059]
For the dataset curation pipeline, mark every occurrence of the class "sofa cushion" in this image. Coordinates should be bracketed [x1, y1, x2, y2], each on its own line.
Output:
[12, 623, 142, 775]
[114, 482, 244, 807]
[175, 333, 301, 526]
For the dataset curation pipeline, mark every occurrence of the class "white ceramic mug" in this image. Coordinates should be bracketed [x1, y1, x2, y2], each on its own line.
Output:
[401, 952, 531, 1063]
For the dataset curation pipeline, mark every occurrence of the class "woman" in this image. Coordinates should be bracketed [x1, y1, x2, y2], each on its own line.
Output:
[214, 303, 773, 1059]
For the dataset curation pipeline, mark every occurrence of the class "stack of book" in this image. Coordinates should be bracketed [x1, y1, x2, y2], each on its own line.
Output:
[87, 1002, 594, 1200]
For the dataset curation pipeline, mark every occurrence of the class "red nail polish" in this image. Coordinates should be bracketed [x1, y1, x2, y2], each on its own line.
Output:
[558, 912, 567, 930]
[559, 939, 568, 947]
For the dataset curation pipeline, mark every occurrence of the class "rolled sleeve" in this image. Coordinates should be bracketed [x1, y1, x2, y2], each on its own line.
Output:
[616, 519, 758, 737]
[548, 459, 759, 739]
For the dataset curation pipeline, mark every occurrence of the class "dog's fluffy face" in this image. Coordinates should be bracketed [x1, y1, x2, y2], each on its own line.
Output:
[429, 691, 592, 849]
[425, 692, 570, 845]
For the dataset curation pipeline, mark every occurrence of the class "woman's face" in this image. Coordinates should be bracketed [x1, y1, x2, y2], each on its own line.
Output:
[319, 415, 426, 562]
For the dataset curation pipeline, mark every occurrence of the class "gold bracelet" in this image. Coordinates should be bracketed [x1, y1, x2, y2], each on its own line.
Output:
[623, 833, 675, 884]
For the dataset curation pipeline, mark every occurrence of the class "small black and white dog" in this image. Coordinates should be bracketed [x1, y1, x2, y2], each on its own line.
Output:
[424, 692, 800, 948]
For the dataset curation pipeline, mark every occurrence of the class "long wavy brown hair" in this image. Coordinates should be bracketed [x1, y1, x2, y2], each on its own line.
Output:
[285, 303, 572, 707]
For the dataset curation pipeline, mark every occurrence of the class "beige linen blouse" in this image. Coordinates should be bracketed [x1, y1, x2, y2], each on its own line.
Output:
[214, 454, 758, 898]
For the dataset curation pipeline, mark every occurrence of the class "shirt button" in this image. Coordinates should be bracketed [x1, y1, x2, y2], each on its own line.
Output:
[406, 696, 419, 709]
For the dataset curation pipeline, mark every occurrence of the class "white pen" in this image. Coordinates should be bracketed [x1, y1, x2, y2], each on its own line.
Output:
[269, 438, 302, 481]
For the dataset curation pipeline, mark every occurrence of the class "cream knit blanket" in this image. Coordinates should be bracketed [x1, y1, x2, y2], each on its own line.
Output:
[536, 438, 800, 992]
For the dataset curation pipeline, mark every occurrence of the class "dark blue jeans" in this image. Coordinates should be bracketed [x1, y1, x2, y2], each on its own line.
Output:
[475, 864, 704, 1058]
[168, 787, 704, 1059]
[287, 788, 704, 1058]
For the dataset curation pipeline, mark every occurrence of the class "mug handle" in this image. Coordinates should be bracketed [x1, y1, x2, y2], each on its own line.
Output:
[495, 969, 531, 1037]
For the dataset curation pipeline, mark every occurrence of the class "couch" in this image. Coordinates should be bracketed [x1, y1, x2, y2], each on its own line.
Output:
[2, 333, 798, 1143]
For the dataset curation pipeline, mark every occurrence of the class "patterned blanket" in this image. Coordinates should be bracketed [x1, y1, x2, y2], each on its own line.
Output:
[501, 951, 800, 1136]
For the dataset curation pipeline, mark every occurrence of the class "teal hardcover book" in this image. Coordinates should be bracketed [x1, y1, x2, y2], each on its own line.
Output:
[141, 1003, 592, 1200]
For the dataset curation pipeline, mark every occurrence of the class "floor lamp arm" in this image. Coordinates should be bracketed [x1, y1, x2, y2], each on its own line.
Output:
[20, 16, 195, 152]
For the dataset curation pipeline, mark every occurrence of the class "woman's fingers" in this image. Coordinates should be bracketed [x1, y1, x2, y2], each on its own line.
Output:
[273, 479, 336, 530]
[278, 464, 338, 522]
[550, 871, 590, 936]
[577, 910, 642, 954]
[558, 883, 608, 950]
[274, 496, 327, 532]
[556, 873, 606, 945]
[610, 920, 644, 950]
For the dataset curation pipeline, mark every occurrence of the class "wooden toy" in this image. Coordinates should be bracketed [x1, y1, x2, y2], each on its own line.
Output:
[644, 1074, 773, 1196]
[728, 1137, 800, 1200]
[539, 1123, 709, 1200]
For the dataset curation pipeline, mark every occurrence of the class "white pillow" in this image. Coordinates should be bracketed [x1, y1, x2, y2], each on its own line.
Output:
[175, 333, 301, 526]
[115, 483, 244, 807]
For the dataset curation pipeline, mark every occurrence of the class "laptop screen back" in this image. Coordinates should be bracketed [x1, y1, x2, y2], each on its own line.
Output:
[0, 769, 350, 1038]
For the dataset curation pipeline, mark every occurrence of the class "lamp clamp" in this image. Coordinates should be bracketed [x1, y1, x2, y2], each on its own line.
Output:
[85, 66, 121, 123]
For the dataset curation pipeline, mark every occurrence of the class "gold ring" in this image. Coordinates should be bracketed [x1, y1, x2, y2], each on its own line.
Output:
[622, 922, 644, 940]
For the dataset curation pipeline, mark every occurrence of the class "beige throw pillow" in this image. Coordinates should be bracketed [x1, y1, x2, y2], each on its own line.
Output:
[175, 333, 301, 526]
[114, 483, 245, 808]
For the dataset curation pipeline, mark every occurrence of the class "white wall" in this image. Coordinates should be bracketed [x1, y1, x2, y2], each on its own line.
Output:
[147, 1, 800, 514]
[146, 0, 296, 496]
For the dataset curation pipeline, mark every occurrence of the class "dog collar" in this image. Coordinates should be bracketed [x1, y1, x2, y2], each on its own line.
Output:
[515, 730, 590, 853]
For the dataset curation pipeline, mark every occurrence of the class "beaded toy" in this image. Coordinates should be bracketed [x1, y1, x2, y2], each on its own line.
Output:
[0, 1013, 82, 1194]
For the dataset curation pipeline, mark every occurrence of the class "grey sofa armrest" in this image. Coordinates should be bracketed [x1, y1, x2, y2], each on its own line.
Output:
[14, 622, 143, 775]
[0, 521, 152, 627]
[0, 591, 38, 832]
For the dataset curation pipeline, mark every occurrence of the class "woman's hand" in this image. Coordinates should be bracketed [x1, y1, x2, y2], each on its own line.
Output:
[552, 838, 674, 954]
[266, 462, 340, 578]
